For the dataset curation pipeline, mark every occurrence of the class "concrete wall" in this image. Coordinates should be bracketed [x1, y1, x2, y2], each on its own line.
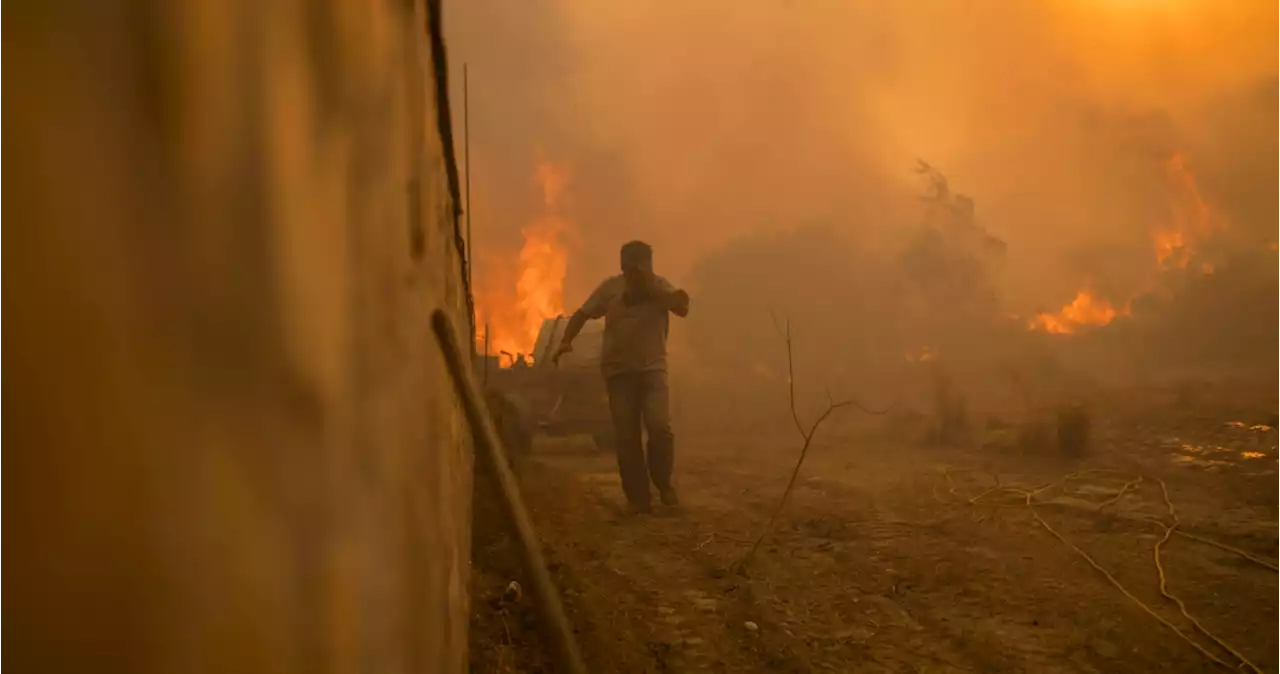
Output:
[7, 1, 473, 672]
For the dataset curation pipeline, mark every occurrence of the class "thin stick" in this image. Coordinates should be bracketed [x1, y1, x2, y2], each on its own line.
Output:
[463, 63, 474, 339]
[738, 317, 850, 571]
[431, 310, 588, 674]
[483, 322, 491, 389]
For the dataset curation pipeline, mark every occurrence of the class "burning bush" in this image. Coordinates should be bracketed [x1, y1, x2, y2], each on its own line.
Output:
[1062, 249, 1279, 381]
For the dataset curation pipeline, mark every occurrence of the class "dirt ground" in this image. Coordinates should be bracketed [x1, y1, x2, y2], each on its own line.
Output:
[469, 383, 1278, 673]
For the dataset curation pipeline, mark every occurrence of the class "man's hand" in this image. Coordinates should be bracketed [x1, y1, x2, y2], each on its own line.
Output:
[550, 341, 574, 365]
[659, 288, 690, 316]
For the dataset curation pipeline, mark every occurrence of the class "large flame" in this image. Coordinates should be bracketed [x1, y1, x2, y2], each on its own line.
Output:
[1031, 151, 1219, 336]
[475, 162, 572, 361]
[1153, 152, 1221, 270]
[1029, 290, 1125, 335]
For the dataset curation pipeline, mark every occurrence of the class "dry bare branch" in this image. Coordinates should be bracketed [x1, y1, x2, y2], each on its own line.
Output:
[737, 316, 850, 572]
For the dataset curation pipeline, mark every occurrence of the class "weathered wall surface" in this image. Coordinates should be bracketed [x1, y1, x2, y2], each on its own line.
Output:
[6, 1, 473, 672]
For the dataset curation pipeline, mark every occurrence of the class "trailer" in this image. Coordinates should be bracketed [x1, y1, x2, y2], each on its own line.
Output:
[483, 316, 614, 454]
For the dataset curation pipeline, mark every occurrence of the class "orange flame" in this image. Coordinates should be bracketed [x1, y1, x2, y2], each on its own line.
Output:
[1029, 290, 1125, 335]
[475, 162, 572, 360]
[1153, 152, 1221, 270]
[1033, 152, 1220, 337]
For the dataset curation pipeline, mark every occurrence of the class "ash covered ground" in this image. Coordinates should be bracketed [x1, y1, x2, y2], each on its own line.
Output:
[470, 377, 1277, 673]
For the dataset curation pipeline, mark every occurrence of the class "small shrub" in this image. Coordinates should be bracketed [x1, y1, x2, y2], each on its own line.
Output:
[1056, 404, 1091, 457]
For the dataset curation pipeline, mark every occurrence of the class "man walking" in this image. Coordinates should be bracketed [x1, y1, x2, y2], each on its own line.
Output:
[551, 241, 690, 514]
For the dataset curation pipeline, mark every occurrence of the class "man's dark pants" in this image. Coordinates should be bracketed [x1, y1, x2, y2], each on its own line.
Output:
[604, 370, 673, 507]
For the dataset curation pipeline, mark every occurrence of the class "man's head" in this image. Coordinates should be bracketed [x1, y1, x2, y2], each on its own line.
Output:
[619, 240, 654, 292]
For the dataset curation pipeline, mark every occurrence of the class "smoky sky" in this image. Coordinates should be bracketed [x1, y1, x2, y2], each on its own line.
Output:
[446, 0, 1277, 315]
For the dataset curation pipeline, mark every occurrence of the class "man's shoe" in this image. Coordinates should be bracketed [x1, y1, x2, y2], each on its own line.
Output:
[627, 501, 653, 516]
[659, 488, 680, 507]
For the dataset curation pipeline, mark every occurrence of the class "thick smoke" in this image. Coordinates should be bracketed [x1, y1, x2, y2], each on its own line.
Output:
[446, 0, 1277, 422]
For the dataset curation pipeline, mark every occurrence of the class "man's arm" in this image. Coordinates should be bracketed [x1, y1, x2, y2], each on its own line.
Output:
[558, 311, 590, 346]
[549, 310, 591, 365]
[653, 277, 690, 317]
[551, 278, 614, 363]
[660, 289, 690, 317]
